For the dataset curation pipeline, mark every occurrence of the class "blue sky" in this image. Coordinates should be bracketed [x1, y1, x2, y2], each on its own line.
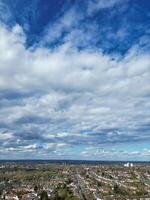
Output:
[0, 0, 150, 161]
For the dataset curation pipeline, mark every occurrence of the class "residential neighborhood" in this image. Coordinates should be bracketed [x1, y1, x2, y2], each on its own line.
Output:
[0, 161, 150, 200]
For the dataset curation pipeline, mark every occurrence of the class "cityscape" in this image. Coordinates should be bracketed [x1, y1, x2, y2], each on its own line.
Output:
[0, 161, 150, 200]
[0, 0, 150, 199]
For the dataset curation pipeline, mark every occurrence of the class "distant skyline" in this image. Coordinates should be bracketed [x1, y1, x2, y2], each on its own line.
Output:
[0, 0, 150, 161]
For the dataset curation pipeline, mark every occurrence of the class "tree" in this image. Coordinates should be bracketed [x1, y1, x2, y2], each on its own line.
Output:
[34, 185, 38, 192]
[40, 191, 49, 200]
[97, 181, 102, 187]
[113, 184, 120, 194]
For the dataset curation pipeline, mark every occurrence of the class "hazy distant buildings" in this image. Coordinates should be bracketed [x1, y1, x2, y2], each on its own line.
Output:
[124, 162, 133, 167]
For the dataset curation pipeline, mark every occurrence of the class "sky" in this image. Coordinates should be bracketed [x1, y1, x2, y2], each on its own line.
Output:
[0, 0, 150, 161]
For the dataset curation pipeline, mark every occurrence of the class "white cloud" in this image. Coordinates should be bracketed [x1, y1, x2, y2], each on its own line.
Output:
[0, 132, 13, 140]
[0, 22, 150, 159]
[87, 0, 124, 15]
[41, 7, 83, 46]
[44, 142, 68, 150]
